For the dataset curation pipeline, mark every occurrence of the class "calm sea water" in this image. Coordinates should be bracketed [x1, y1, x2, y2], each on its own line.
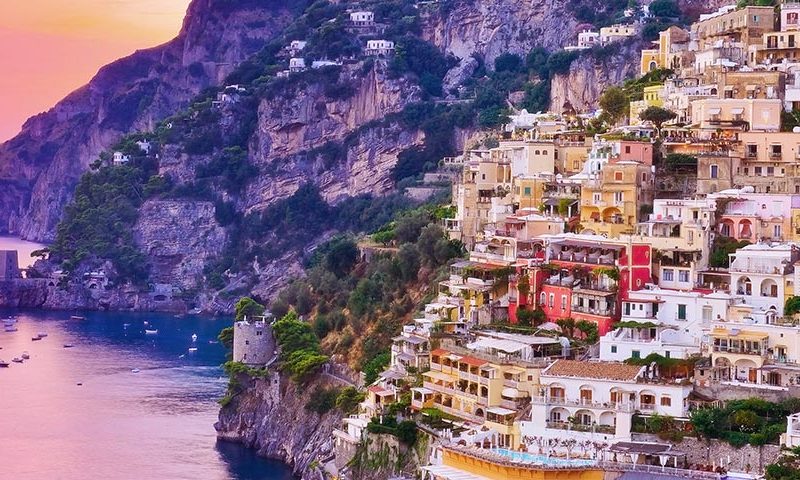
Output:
[0, 308, 294, 480]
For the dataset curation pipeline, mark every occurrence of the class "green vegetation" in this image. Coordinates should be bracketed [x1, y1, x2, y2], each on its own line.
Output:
[639, 106, 677, 131]
[269, 205, 463, 367]
[786, 296, 800, 317]
[273, 311, 329, 382]
[363, 351, 392, 385]
[234, 296, 265, 321]
[690, 398, 800, 446]
[367, 416, 418, 445]
[51, 137, 158, 284]
[766, 447, 800, 480]
[664, 153, 697, 170]
[598, 87, 629, 125]
[709, 237, 750, 268]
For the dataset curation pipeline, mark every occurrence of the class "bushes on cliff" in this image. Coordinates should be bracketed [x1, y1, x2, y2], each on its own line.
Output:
[390, 36, 456, 97]
[273, 311, 329, 381]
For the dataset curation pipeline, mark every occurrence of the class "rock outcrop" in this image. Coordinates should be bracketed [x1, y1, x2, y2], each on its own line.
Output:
[216, 372, 343, 479]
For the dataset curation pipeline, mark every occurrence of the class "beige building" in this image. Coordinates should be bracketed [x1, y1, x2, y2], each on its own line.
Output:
[692, 5, 775, 52]
[690, 98, 782, 133]
[641, 26, 691, 74]
[580, 161, 655, 238]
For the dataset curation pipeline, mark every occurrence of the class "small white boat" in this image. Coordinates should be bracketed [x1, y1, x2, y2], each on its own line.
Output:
[131, 368, 141, 374]
[0, 360, 9, 368]
[143, 321, 149, 326]
[188, 347, 198, 353]
[63, 344, 74, 349]
[123, 323, 131, 328]
[70, 315, 85, 321]
[21, 352, 30, 360]
[191, 334, 198, 342]
[144, 329, 158, 335]
[11, 357, 22, 363]
[188, 308, 201, 315]
[37, 332, 48, 338]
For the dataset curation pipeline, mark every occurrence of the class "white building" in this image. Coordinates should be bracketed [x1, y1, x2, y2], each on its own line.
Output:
[599, 24, 636, 44]
[112, 151, 130, 165]
[289, 40, 307, 56]
[289, 57, 306, 72]
[349, 11, 374, 26]
[600, 286, 735, 362]
[729, 243, 799, 319]
[312, 60, 341, 69]
[365, 39, 395, 56]
[782, 413, 800, 448]
[390, 325, 430, 374]
[520, 360, 692, 446]
[566, 30, 600, 51]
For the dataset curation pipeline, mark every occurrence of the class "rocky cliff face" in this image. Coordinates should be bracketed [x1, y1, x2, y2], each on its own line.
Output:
[0, 0, 302, 242]
[550, 41, 646, 113]
[216, 372, 343, 479]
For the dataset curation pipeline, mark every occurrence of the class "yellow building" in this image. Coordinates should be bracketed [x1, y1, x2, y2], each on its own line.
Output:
[692, 5, 775, 51]
[413, 347, 542, 448]
[580, 161, 654, 238]
[629, 84, 665, 125]
[640, 26, 690, 74]
[424, 447, 603, 480]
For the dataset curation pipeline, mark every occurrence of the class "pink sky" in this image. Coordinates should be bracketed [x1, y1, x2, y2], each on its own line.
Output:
[0, 1, 191, 142]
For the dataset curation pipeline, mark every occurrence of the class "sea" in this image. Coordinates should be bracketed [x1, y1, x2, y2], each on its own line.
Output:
[0, 239, 294, 480]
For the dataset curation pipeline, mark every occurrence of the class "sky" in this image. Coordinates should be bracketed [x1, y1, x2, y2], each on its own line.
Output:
[0, 0, 191, 142]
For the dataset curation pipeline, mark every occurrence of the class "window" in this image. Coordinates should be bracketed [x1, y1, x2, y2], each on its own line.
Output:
[664, 351, 671, 359]
[710, 164, 718, 179]
[614, 192, 624, 204]
[540, 292, 546, 306]
[561, 295, 567, 311]
[678, 270, 690, 283]
[755, 166, 763, 175]
[548, 293, 554, 308]
[663, 268, 674, 281]
[523, 187, 531, 196]
[661, 396, 672, 407]
[746, 144, 758, 157]
[775, 224, 782, 238]
[678, 304, 687, 320]
[702, 306, 713, 322]
[611, 345, 617, 353]
[631, 350, 641, 359]
[625, 145, 631, 154]
[593, 192, 601, 204]
[614, 171, 623, 181]
[768, 166, 775, 175]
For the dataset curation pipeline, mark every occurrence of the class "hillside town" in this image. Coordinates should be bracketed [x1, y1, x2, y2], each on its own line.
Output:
[225, 2, 800, 480]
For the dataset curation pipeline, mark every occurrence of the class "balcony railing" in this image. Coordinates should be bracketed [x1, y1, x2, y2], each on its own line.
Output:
[571, 305, 615, 317]
[423, 381, 483, 404]
[546, 421, 615, 434]
[531, 396, 634, 413]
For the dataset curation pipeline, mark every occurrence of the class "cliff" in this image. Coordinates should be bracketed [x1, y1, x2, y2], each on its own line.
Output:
[0, 0, 303, 242]
[215, 372, 344, 479]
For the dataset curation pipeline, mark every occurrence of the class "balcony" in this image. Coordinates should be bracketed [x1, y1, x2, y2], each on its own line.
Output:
[531, 396, 634, 413]
[434, 403, 485, 424]
[571, 304, 615, 317]
[546, 421, 615, 434]
[423, 381, 483, 403]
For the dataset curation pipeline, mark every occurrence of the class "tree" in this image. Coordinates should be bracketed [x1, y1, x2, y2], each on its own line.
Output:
[690, 407, 727, 440]
[639, 106, 677, 132]
[786, 296, 800, 317]
[649, 0, 680, 18]
[494, 53, 523, 73]
[517, 308, 536, 326]
[218, 327, 234, 350]
[235, 297, 265, 321]
[396, 420, 418, 445]
[575, 320, 599, 343]
[599, 87, 629, 125]
[362, 351, 391, 384]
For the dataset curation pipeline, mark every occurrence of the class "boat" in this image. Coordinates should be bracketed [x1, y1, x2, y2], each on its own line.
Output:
[0, 360, 9, 368]
[208, 340, 218, 344]
[63, 344, 74, 349]
[144, 329, 158, 335]
[188, 347, 198, 353]
[123, 323, 131, 328]
[143, 321, 149, 326]
[12, 357, 22, 363]
[21, 352, 30, 360]
[131, 368, 141, 374]
[191, 333, 198, 342]
[188, 307, 202, 315]
[31, 336, 42, 341]
[37, 332, 48, 338]
[70, 315, 85, 321]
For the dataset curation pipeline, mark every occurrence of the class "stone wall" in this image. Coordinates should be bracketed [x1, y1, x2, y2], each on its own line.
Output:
[631, 433, 782, 474]
[695, 383, 800, 403]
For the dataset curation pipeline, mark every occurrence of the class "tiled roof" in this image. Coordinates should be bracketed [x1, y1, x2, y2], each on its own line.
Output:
[368, 385, 395, 396]
[459, 355, 488, 367]
[431, 348, 449, 356]
[543, 359, 643, 382]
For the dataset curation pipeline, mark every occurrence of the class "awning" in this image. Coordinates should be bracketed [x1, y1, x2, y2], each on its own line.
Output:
[746, 85, 757, 91]
[724, 86, 734, 91]
[708, 108, 721, 115]
[731, 107, 744, 115]
[487, 406, 516, 416]
[412, 387, 435, 395]
[502, 387, 526, 398]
